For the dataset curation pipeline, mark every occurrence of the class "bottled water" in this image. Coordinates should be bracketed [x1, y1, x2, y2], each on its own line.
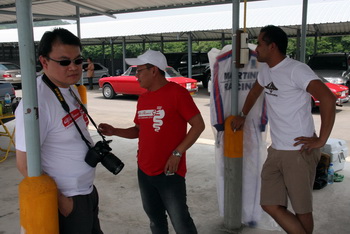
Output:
[4, 93, 11, 105]
[3, 93, 12, 115]
[327, 163, 334, 184]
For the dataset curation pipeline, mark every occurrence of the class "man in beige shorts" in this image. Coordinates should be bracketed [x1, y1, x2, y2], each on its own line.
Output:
[231, 25, 336, 234]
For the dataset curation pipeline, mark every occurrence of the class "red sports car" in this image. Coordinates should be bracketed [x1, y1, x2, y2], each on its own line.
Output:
[312, 76, 349, 108]
[99, 66, 198, 99]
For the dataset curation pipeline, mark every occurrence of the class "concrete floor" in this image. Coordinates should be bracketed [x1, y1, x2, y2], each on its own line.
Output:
[1, 118, 350, 234]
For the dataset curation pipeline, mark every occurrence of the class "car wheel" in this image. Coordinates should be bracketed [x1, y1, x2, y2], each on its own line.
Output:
[102, 84, 115, 99]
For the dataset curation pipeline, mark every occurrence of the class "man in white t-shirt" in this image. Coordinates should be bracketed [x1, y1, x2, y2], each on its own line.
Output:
[231, 25, 336, 234]
[16, 28, 103, 234]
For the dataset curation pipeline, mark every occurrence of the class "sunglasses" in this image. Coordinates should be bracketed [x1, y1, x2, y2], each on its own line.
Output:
[47, 56, 84, 66]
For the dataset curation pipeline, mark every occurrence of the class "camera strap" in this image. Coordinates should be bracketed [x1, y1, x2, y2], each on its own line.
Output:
[42, 74, 105, 149]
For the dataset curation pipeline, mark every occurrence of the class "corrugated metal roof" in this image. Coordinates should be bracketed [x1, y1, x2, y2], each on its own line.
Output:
[0, 0, 349, 45]
[0, 0, 242, 24]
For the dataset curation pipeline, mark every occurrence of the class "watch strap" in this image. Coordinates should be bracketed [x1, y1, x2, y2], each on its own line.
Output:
[172, 150, 182, 157]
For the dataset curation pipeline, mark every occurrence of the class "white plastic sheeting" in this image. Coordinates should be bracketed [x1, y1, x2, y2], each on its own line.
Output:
[208, 44, 280, 230]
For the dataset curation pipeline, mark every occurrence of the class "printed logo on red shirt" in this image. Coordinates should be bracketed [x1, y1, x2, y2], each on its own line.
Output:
[137, 106, 165, 132]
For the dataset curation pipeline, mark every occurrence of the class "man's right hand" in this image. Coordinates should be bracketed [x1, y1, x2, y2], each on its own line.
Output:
[58, 193, 73, 217]
[98, 123, 115, 136]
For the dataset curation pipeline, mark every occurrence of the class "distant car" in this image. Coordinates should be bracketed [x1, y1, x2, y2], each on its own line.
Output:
[99, 66, 198, 99]
[312, 76, 349, 108]
[0, 82, 17, 123]
[0, 62, 21, 85]
[164, 52, 211, 88]
[36, 65, 44, 77]
[308, 53, 350, 90]
[82, 62, 109, 84]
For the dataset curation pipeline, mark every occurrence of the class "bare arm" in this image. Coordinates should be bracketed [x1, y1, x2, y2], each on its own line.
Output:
[98, 123, 139, 139]
[16, 150, 28, 177]
[164, 113, 205, 174]
[294, 80, 336, 151]
[231, 81, 264, 131]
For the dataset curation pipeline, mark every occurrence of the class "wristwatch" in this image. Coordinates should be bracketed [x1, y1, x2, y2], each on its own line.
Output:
[239, 111, 247, 118]
[172, 150, 182, 157]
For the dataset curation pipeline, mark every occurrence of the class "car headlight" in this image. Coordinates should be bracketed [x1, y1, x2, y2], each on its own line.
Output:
[324, 77, 345, 85]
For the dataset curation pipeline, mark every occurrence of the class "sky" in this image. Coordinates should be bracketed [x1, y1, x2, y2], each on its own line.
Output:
[77, 0, 340, 23]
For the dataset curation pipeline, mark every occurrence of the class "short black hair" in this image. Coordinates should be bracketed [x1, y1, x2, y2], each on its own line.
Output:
[260, 25, 288, 55]
[38, 28, 82, 58]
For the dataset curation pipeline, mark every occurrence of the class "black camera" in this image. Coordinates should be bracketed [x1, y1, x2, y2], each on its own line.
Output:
[85, 140, 124, 175]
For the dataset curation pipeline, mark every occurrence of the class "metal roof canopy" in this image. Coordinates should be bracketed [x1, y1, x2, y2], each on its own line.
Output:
[1, 1, 349, 47]
[0, 0, 260, 25]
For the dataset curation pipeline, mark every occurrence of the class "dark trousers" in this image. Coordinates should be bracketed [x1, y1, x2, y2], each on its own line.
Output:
[88, 77, 93, 90]
[59, 185, 103, 234]
[138, 168, 197, 234]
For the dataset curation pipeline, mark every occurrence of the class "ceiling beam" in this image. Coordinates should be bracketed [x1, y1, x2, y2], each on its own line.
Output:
[65, 0, 116, 19]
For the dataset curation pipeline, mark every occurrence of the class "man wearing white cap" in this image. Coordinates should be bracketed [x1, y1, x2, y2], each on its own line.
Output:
[98, 50, 205, 233]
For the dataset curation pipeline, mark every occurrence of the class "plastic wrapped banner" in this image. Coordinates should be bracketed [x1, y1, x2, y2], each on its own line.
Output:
[208, 44, 280, 231]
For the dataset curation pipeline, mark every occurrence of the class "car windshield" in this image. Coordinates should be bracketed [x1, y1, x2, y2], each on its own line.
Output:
[165, 67, 183, 78]
[0, 63, 20, 70]
[308, 56, 348, 70]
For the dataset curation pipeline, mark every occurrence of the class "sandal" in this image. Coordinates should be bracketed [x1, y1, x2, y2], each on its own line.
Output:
[334, 172, 344, 182]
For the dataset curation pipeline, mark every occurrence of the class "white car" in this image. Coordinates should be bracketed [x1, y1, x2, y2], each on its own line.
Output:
[0, 62, 21, 86]
[82, 62, 109, 84]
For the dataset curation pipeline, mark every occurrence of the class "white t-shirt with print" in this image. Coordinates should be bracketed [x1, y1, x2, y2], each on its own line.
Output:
[257, 57, 319, 150]
[15, 75, 95, 197]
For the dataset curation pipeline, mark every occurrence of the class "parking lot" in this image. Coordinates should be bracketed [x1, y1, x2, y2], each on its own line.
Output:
[82, 84, 350, 147]
[1, 84, 350, 234]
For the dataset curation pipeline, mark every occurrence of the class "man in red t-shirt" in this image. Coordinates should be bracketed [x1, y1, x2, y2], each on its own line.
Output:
[98, 50, 205, 234]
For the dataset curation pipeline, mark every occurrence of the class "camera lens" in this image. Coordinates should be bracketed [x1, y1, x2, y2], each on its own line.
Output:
[101, 153, 125, 175]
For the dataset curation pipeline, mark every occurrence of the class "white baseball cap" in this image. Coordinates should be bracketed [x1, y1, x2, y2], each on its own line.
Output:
[125, 49, 168, 71]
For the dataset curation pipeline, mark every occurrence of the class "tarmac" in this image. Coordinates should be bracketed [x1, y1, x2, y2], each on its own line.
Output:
[1, 116, 350, 234]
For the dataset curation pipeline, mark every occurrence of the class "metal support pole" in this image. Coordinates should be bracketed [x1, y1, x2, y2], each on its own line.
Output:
[101, 41, 105, 66]
[300, 0, 308, 63]
[122, 37, 126, 73]
[224, 0, 242, 230]
[296, 29, 301, 61]
[187, 32, 192, 78]
[160, 35, 164, 53]
[76, 6, 81, 39]
[314, 34, 318, 55]
[16, 0, 41, 177]
[110, 38, 115, 76]
[221, 32, 225, 48]
[16, 1, 59, 233]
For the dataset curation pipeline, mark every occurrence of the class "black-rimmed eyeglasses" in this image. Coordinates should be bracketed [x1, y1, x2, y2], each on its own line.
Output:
[47, 57, 84, 66]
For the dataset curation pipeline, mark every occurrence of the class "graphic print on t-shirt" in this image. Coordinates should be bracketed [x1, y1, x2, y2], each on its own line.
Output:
[62, 105, 89, 128]
[138, 106, 165, 132]
[265, 82, 278, 97]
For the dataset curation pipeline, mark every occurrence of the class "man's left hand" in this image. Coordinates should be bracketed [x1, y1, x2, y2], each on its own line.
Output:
[294, 135, 325, 152]
[164, 155, 181, 175]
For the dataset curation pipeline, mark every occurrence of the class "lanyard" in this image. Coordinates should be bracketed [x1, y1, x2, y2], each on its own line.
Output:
[42, 74, 105, 149]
